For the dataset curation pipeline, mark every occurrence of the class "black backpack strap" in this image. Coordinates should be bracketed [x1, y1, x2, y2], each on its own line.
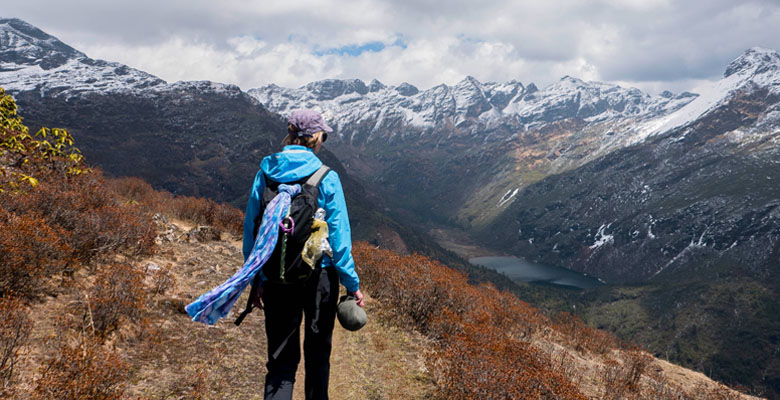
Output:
[303, 165, 329, 332]
[234, 271, 263, 326]
[305, 165, 331, 193]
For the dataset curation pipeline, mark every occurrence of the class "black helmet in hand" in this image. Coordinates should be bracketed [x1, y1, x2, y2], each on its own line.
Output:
[337, 294, 367, 331]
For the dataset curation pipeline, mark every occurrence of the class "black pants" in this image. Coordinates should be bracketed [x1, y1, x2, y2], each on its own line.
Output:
[262, 267, 339, 400]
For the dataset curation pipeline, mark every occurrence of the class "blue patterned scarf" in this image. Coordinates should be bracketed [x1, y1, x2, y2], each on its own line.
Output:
[185, 184, 301, 325]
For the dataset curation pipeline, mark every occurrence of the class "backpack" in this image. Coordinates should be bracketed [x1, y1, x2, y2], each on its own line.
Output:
[234, 164, 331, 326]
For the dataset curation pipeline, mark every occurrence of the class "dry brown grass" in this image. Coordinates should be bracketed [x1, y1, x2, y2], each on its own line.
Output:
[0, 295, 32, 398]
[87, 263, 147, 340]
[328, 292, 434, 400]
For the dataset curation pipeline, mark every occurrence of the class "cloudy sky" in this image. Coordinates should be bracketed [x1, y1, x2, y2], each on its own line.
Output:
[5, 0, 780, 94]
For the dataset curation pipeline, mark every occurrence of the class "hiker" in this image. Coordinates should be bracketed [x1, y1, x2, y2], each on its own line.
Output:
[242, 109, 364, 400]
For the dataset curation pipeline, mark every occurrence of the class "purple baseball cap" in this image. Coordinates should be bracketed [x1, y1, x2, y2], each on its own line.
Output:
[287, 109, 333, 137]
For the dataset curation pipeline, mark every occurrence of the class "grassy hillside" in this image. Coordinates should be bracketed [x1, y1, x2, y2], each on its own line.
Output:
[575, 277, 780, 398]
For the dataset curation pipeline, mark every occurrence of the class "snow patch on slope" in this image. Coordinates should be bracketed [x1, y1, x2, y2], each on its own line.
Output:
[632, 71, 747, 142]
[497, 188, 519, 207]
[633, 47, 780, 144]
[590, 223, 615, 250]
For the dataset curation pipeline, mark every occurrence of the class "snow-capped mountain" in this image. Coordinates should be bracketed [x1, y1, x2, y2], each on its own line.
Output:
[3, 17, 780, 278]
[634, 47, 780, 145]
[251, 47, 780, 152]
[0, 18, 244, 99]
[249, 48, 780, 231]
[0, 17, 280, 206]
[249, 73, 697, 143]
[0, 17, 82, 69]
[485, 46, 780, 282]
[248, 60, 707, 230]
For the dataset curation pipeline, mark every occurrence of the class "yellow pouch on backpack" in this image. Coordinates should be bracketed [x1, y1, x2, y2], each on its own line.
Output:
[302, 209, 332, 267]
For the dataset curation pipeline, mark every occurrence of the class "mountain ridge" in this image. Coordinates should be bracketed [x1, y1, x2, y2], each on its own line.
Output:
[0, 17, 473, 268]
[0, 17, 252, 101]
[0, 17, 84, 70]
[248, 47, 780, 230]
[249, 71, 697, 141]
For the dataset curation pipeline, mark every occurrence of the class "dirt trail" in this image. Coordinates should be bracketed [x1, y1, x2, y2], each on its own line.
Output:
[327, 299, 433, 400]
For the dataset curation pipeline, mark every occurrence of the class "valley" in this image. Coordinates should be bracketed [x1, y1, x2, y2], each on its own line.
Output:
[2, 16, 779, 397]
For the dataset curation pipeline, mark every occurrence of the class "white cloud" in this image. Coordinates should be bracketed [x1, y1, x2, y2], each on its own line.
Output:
[5, 0, 780, 94]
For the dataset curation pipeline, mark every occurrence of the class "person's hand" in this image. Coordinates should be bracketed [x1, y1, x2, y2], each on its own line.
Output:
[353, 289, 364, 307]
[252, 285, 264, 309]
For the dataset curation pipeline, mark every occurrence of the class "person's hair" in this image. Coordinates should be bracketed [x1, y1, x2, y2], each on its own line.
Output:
[282, 124, 325, 150]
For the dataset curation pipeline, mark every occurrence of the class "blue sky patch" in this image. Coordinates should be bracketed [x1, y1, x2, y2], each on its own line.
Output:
[315, 41, 386, 56]
[313, 37, 407, 57]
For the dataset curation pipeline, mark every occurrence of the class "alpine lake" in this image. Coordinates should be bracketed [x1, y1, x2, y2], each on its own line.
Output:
[469, 256, 604, 290]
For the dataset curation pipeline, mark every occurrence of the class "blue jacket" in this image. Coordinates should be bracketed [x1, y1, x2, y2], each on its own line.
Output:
[242, 145, 360, 293]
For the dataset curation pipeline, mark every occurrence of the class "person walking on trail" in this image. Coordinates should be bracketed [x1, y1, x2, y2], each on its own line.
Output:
[243, 109, 364, 400]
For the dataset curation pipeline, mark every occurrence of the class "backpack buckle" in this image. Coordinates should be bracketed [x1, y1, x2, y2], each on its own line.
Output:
[279, 216, 295, 235]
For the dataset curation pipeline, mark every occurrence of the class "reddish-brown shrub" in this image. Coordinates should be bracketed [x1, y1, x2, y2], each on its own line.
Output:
[87, 263, 146, 339]
[163, 194, 243, 236]
[601, 358, 625, 399]
[553, 312, 620, 355]
[105, 176, 157, 201]
[106, 176, 244, 236]
[0, 91, 152, 267]
[600, 350, 653, 399]
[641, 371, 687, 400]
[0, 210, 74, 298]
[437, 322, 585, 400]
[354, 242, 586, 399]
[354, 244, 471, 335]
[32, 336, 127, 400]
[0, 295, 32, 397]
[148, 262, 176, 296]
[1, 172, 156, 267]
[624, 349, 652, 391]
[697, 382, 747, 400]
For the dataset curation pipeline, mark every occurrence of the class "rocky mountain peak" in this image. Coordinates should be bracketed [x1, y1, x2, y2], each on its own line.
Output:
[458, 75, 481, 87]
[557, 75, 587, 87]
[724, 47, 780, 78]
[368, 78, 386, 92]
[303, 78, 369, 100]
[0, 17, 84, 70]
[453, 76, 487, 96]
[395, 82, 419, 96]
[0, 18, 177, 99]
